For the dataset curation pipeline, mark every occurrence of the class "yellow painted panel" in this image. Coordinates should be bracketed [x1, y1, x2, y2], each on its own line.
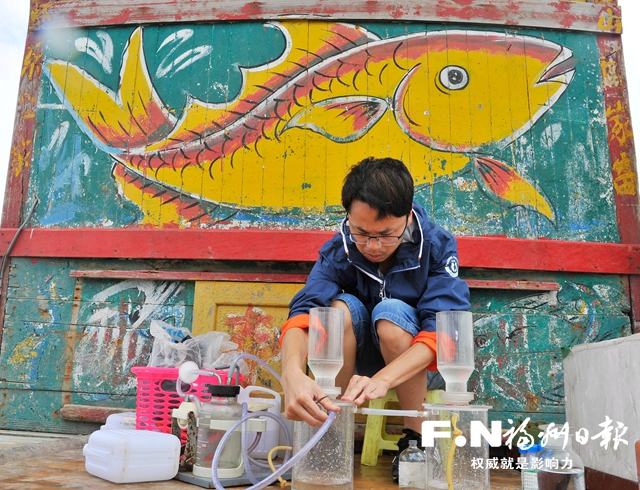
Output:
[193, 281, 304, 392]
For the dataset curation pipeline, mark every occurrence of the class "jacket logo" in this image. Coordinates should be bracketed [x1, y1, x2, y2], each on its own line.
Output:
[445, 256, 459, 277]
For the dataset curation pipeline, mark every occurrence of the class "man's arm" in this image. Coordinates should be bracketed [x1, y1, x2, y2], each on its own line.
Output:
[280, 326, 341, 426]
[340, 342, 435, 405]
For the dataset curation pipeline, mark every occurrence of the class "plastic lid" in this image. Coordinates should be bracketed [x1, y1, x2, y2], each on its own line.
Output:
[320, 386, 342, 397]
[439, 391, 475, 405]
[519, 443, 540, 454]
[207, 384, 241, 397]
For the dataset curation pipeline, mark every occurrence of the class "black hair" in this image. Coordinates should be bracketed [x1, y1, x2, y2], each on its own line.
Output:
[341, 157, 414, 219]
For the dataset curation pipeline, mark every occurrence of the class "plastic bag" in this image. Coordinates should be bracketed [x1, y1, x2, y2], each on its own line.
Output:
[148, 320, 247, 375]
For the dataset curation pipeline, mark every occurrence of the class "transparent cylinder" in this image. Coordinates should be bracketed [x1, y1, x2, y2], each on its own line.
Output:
[291, 399, 355, 490]
[425, 405, 490, 490]
[537, 437, 585, 490]
[436, 311, 474, 394]
[193, 385, 243, 478]
[307, 307, 344, 389]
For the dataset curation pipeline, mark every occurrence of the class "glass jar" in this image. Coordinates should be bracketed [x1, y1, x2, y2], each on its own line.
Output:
[193, 384, 243, 479]
[291, 398, 355, 490]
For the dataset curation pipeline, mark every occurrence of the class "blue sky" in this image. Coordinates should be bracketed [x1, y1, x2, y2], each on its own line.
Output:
[0, 1, 638, 217]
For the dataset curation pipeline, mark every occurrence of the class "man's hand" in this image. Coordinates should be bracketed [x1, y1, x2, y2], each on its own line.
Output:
[281, 367, 341, 426]
[340, 375, 390, 406]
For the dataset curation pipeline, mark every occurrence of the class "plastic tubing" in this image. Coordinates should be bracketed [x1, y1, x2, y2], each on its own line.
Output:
[358, 407, 427, 418]
[239, 403, 287, 483]
[176, 367, 223, 403]
[239, 404, 259, 485]
[174, 375, 201, 414]
[226, 353, 282, 384]
[211, 410, 335, 490]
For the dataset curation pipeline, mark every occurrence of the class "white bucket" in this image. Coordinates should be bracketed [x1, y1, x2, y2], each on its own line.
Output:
[237, 386, 281, 460]
[84, 429, 180, 483]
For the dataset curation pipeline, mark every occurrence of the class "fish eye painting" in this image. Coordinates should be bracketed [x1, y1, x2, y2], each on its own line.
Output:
[34, 21, 618, 241]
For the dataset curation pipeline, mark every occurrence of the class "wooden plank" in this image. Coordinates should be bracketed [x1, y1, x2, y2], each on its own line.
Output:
[69, 270, 310, 283]
[0, 387, 133, 434]
[597, 34, 640, 331]
[1, 228, 640, 274]
[472, 352, 566, 415]
[60, 404, 132, 423]
[465, 280, 560, 291]
[192, 280, 306, 392]
[68, 270, 560, 291]
[30, 0, 622, 34]
[1, 30, 41, 229]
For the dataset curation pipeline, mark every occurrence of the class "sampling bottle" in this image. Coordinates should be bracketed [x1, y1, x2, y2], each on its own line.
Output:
[520, 443, 541, 490]
[193, 384, 243, 479]
[291, 395, 356, 490]
[536, 435, 585, 490]
[399, 439, 426, 489]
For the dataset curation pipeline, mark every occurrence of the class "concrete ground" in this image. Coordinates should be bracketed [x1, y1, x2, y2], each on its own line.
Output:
[0, 430, 522, 489]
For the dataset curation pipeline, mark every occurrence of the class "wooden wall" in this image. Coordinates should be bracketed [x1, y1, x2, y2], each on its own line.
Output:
[0, 0, 638, 433]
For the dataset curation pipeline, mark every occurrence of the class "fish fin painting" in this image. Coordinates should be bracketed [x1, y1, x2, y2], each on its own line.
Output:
[43, 21, 577, 226]
[475, 156, 556, 223]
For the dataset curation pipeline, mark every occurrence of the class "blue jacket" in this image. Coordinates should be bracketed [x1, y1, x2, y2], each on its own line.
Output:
[287, 202, 470, 333]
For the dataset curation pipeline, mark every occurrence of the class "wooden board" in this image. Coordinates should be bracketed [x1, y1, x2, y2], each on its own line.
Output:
[1, 229, 640, 274]
[192, 280, 305, 392]
[31, 0, 621, 34]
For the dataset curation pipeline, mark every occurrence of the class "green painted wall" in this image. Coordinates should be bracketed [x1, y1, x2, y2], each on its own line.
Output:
[0, 258, 630, 432]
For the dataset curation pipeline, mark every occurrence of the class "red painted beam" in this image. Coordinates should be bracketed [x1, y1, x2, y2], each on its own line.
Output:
[29, 0, 621, 34]
[2, 228, 640, 275]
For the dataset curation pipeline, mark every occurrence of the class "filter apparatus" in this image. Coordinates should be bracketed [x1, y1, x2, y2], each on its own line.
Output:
[436, 310, 475, 405]
[307, 307, 344, 397]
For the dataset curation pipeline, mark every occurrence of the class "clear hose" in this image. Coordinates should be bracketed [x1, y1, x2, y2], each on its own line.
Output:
[226, 353, 281, 385]
[211, 410, 335, 490]
[358, 407, 427, 418]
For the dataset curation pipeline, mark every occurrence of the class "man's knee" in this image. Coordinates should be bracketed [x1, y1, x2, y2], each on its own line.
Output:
[376, 318, 412, 350]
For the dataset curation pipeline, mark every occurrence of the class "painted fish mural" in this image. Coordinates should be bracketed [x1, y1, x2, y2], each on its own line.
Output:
[44, 22, 576, 225]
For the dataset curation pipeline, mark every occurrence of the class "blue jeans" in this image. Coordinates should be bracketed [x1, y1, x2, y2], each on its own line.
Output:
[333, 293, 445, 390]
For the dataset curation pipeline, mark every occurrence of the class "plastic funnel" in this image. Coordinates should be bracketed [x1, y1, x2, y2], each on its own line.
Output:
[436, 311, 475, 395]
[307, 307, 344, 389]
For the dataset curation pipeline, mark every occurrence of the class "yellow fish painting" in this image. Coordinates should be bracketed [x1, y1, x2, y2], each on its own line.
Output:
[44, 21, 575, 225]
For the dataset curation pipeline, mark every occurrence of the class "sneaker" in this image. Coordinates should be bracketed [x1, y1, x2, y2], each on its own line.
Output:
[391, 428, 423, 481]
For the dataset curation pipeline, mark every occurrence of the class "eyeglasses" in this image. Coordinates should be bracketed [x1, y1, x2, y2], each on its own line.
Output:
[348, 216, 408, 246]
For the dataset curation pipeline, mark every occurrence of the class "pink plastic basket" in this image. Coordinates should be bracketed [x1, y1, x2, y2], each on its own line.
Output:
[132, 366, 240, 441]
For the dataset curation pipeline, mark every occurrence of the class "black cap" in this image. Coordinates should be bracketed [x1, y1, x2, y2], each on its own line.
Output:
[207, 384, 241, 397]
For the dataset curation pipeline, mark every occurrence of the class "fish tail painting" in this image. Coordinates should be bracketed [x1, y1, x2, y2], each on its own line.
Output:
[475, 156, 556, 222]
[43, 21, 576, 225]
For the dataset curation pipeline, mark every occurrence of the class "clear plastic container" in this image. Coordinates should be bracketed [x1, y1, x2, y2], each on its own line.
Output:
[399, 440, 426, 489]
[521, 443, 541, 490]
[537, 435, 585, 490]
[436, 311, 475, 404]
[193, 384, 243, 479]
[291, 398, 355, 490]
[307, 307, 344, 390]
[425, 404, 490, 490]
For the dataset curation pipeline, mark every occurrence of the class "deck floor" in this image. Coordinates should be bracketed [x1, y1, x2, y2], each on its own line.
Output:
[0, 441, 522, 489]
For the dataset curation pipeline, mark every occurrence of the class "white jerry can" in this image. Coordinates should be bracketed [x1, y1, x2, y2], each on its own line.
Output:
[83, 429, 180, 483]
[237, 385, 282, 460]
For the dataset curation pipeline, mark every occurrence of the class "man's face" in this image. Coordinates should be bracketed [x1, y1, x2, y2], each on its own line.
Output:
[347, 200, 411, 264]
